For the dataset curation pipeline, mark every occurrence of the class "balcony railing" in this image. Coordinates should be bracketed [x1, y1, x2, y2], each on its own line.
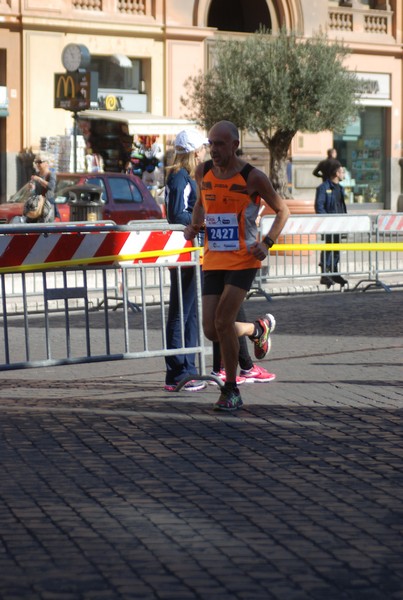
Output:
[72, 0, 147, 15]
[0, 0, 157, 22]
[328, 5, 393, 37]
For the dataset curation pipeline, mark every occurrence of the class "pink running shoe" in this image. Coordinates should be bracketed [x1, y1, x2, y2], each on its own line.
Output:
[240, 364, 276, 383]
[252, 313, 276, 360]
[210, 369, 246, 386]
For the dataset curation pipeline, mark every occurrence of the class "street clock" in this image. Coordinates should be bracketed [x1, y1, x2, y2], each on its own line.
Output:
[61, 44, 91, 72]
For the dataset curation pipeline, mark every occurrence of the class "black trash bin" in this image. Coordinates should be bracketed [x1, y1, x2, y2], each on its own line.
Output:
[65, 184, 104, 222]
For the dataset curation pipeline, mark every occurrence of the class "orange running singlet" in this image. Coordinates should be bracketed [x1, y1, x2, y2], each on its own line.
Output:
[200, 161, 261, 271]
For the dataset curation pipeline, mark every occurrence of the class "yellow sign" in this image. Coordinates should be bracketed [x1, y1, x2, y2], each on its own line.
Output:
[54, 72, 93, 111]
[55, 74, 75, 100]
[105, 95, 118, 111]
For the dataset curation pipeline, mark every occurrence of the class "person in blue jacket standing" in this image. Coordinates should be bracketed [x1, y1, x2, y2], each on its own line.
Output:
[164, 129, 208, 391]
[315, 159, 348, 288]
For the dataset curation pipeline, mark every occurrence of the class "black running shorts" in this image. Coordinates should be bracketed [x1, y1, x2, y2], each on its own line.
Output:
[202, 269, 258, 295]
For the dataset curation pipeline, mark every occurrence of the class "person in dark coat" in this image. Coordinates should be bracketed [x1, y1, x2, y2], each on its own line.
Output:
[315, 159, 348, 288]
[313, 148, 338, 181]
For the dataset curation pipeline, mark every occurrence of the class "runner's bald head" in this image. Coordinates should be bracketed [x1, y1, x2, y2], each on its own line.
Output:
[209, 120, 239, 141]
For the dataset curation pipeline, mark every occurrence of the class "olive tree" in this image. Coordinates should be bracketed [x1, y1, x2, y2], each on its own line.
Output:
[181, 29, 363, 197]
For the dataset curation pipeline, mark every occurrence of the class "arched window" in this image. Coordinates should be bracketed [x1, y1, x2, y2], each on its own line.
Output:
[207, 0, 271, 32]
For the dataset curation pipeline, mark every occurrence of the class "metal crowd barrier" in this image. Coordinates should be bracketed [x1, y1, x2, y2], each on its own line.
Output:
[0, 222, 206, 373]
[0, 221, 184, 312]
[252, 213, 403, 296]
[1, 215, 403, 371]
[373, 214, 403, 291]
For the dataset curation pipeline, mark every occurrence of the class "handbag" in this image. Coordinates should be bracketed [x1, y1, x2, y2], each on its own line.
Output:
[23, 194, 53, 222]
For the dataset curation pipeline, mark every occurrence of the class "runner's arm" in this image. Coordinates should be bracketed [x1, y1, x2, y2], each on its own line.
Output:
[249, 170, 290, 244]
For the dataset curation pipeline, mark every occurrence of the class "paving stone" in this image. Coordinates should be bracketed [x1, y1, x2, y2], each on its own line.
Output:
[0, 290, 402, 599]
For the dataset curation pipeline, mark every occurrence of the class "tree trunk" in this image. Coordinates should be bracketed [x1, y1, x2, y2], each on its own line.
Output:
[257, 129, 296, 199]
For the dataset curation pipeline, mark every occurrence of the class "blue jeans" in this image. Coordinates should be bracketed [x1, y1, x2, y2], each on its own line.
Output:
[165, 266, 199, 385]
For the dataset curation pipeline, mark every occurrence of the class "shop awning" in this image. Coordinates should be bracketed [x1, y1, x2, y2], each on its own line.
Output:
[78, 110, 196, 136]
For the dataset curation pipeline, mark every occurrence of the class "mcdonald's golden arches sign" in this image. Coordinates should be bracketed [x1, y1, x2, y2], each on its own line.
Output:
[54, 72, 97, 111]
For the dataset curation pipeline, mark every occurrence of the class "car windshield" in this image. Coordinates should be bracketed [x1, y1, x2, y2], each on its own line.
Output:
[55, 176, 81, 202]
[84, 177, 107, 202]
[7, 183, 31, 203]
[56, 177, 81, 194]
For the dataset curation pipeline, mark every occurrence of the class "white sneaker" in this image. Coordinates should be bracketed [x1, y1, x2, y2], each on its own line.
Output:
[164, 380, 206, 392]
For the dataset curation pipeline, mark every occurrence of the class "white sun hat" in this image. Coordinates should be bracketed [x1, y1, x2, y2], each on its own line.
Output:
[174, 129, 209, 154]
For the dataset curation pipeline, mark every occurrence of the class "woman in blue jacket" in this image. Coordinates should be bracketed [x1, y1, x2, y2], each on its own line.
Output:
[164, 130, 208, 391]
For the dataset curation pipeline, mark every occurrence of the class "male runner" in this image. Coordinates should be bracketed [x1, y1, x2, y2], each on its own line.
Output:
[184, 120, 289, 411]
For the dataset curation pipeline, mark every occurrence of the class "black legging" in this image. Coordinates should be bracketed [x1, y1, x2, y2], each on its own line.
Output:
[212, 303, 254, 372]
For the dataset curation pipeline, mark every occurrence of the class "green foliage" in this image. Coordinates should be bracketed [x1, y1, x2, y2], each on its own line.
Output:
[181, 29, 362, 195]
[183, 29, 360, 134]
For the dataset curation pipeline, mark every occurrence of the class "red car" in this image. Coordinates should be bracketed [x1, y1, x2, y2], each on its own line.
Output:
[0, 172, 163, 224]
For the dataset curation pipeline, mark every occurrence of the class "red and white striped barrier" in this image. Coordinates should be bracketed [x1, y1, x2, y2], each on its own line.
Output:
[0, 228, 194, 271]
[377, 214, 403, 233]
[260, 214, 372, 236]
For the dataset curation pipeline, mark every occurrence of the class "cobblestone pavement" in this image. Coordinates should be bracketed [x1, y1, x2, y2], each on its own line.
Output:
[0, 290, 402, 599]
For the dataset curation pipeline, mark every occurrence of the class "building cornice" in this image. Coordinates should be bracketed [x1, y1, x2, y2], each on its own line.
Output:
[335, 38, 403, 58]
[20, 16, 164, 38]
[163, 25, 216, 42]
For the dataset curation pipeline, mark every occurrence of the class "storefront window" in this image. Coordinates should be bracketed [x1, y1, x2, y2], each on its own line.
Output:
[334, 107, 386, 206]
[91, 55, 141, 92]
[90, 55, 147, 112]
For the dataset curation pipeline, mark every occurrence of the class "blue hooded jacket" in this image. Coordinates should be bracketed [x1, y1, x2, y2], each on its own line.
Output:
[315, 179, 347, 214]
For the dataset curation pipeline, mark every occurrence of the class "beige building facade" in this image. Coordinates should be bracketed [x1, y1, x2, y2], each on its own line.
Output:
[0, 0, 402, 210]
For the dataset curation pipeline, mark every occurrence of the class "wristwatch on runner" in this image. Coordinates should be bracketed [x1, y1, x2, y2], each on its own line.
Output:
[262, 235, 275, 249]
